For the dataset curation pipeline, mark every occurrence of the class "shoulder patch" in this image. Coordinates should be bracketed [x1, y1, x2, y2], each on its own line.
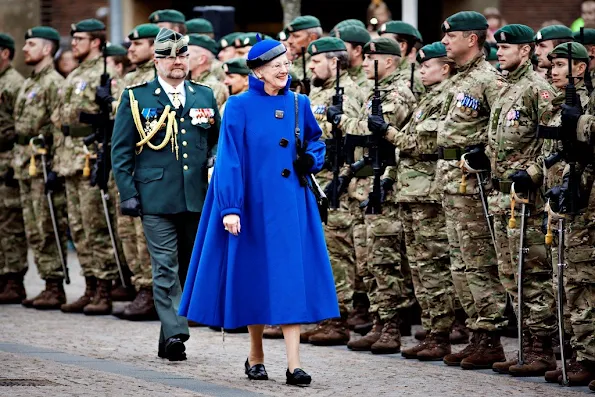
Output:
[540, 90, 552, 101]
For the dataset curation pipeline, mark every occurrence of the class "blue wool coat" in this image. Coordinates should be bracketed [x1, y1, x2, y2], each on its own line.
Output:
[179, 76, 340, 328]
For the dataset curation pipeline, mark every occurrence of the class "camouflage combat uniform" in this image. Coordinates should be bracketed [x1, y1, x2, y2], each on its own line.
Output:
[210, 59, 226, 81]
[192, 69, 228, 110]
[394, 58, 425, 101]
[348, 64, 371, 90]
[12, 64, 68, 280]
[290, 53, 312, 81]
[0, 65, 27, 278]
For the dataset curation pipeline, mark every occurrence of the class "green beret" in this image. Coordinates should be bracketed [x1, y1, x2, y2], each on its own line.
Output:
[442, 11, 488, 33]
[416, 41, 447, 63]
[534, 25, 573, 43]
[186, 18, 213, 34]
[104, 43, 128, 57]
[495, 24, 535, 44]
[0, 33, 15, 50]
[287, 16, 321, 33]
[154, 27, 188, 58]
[149, 9, 185, 24]
[128, 23, 160, 40]
[333, 19, 366, 31]
[220, 32, 242, 49]
[548, 42, 589, 62]
[487, 46, 498, 61]
[379, 21, 419, 40]
[277, 28, 290, 41]
[223, 57, 250, 75]
[25, 26, 60, 43]
[188, 34, 219, 55]
[573, 28, 595, 45]
[363, 37, 401, 56]
[334, 25, 371, 45]
[307, 37, 347, 56]
[71, 19, 105, 35]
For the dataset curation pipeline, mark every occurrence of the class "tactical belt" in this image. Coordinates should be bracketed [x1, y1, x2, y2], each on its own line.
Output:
[536, 125, 562, 139]
[61, 125, 93, 138]
[491, 178, 513, 193]
[401, 152, 439, 162]
[437, 146, 463, 160]
[16, 134, 39, 146]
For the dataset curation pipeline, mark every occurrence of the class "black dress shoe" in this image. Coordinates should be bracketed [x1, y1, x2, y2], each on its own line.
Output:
[244, 358, 268, 380]
[163, 337, 187, 361]
[286, 368, 311, 386]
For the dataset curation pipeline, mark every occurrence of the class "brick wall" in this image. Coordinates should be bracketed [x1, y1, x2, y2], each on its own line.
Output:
[499, 0, 583, 30]
[46, 0, 109, 37]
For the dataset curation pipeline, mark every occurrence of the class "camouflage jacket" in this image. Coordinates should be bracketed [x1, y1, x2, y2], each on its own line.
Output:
[290, 53, 312, 81]
[124, 60, 156, 88]
[385, 79, 452, 203]
[210, 59, 226, 81]
[395, 57, 425, 101]
[12, 64, 64, 179]
[348, 64, 372, 91]
[436, 53, 507, 195]
[0, 65, 24, 173]
[193, 69, 229, 110]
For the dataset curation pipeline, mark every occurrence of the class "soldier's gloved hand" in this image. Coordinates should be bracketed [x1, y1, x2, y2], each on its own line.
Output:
[510, 170, 535, 193]
[544, 185, 562, 213]
[323, 177, 345, 199]
[293, 153, 315, 175]
[379, 178, 394, 203]
[368, 114, 390, 137]
[95, 79, 114, 107]
[3, 168, 18, 188]
[464, 146, 491, 171]
[45, 171, 58, 194]
[326, 105, 343, 126]
[121, 197, 142, 217]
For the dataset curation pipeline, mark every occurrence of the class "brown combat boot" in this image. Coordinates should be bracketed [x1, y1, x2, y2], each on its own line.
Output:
[450, 315, 470, 345]
[509, 335, 557, 377]
[347, 315, 383, 351]
[83, 279, 112, 315]
[414, 329, 427, 341]
[111, 280, 136, 302]
[402, 334, 432, 359]
[0, 272, 26, 304]
[347, 293, 371, 330]
[460, 331, 506, 370]
[417, 332, 451, 361]
[121, 287, 157, 321]
[263, 325, 283, 339]
[61, 276, 96, 313]
[589, 379, 595, 391]
[561, 360, 595, 386]
[371, 317, 401, 354]
[300, 321, 330, 343]
[443, 331, 481, 366]
[309, 318, 350, 346]
[492, 331, 531, 374]
[545, 350, 575, 383]
[32, 279, 66, 310]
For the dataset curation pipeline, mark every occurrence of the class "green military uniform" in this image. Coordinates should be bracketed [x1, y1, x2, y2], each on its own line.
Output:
[0, 33, 27, 302]
[334, 25, 372, 91]
[112, 28, 220, 353]
[188, 34, 229, 110]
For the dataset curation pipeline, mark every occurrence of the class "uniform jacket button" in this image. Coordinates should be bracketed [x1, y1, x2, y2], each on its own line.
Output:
[281, 168, 291, 178]
[279, 138, 289, 147]
[183, 165, 189, 171]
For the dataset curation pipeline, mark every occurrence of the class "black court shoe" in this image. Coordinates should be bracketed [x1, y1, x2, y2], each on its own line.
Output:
[286, 368, 312, 386]
[244, 358, 268, 380]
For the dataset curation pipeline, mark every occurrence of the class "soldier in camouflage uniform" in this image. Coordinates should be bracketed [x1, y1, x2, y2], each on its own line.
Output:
[218, 33, 242, 62]
[220, 57, 250, 116]
[436, 11, 509, 370]
[188, 34, 228, 110]
[51, 19, 121, 315]
[186, 18, 226, 82]
[148, 9, 187, 35]
[377, 21, 425, 100]
[333, 25, 372, 90]
[328, 37, 417, 354]
[295, 37, 367, 346]
[484, 25, 557, 376]
[538, 43, 595, 385]
[0, 33, 27, 304]
[534, 25, 574, 84]
[287, 16, 322, 92]
[7, 27, 69, 309]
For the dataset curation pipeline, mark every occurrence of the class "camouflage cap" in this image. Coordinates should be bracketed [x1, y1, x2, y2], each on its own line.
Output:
[416, 41, 447, 64]
[0, 33, 15, 50]
[379, 21, 419, 40]
[548, 42, 589, 62]
[573, 28, 595, 45]
[149, 9, 186, 24]
[220, 32, 242, 49]
[154, 27, 189, 58]
[307, 37, 346, 56]
[363, 37, 401, 56]
[188, 34, 219, 55]
[223, 57, 250, 75]
[25, 26, 60, 43]
[128, 23, 160, 40]
[287, 16, 321, 32]
[534, 25, 573, 43]
[186, 18, 214, 34]
[104, 43, 128, 57]
[442, 11, 488, 33]
[71, 19, 105, 35]
[495, 24, 535, 44]
[334, 25, 371, 45]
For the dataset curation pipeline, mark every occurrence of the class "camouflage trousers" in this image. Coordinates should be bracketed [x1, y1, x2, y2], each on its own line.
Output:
[364, 202, 415, 321]
[18, 177, 68, 280]
[403, 203, 455, 333]
[348, 177, 371, 293]
[489, 191, 556, 337]
[443, 193, 507, 331]
[0, 181, 28, 276]
[65, 174, 121, 280]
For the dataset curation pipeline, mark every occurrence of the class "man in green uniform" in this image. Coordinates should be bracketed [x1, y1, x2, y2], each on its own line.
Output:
[188, 34, 228, 110]
[534, 25, 573, 84]
[149, 9, 187, 35]
[334, 25, 372, 90]
[287, 16, 322, 93]
[0, 33, 27, 304]
[8, 27, 69, 309]
[111, 28, 220, 361]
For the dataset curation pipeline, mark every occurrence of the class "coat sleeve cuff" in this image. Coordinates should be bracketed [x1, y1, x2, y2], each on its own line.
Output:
[221, 207, 242, 218]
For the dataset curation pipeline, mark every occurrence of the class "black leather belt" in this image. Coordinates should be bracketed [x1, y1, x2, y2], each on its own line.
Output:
[400, 152, 439, 161]
[437, 146, 463, 160]
[61, 125, 93, 138]
[492, 178, 513, 193]
[16, 134, 38, 145]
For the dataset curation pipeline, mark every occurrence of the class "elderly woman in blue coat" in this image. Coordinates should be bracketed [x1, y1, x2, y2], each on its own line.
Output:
[179, 38, 339, 386]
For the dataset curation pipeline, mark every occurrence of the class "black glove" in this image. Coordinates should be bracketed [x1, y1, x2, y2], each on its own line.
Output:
[90, 152, 108, 191]
[95, 78, 114, 107]
[45, 171, 58, 194]
[464, 146, 490, 171]
[510, 170, 536, 193]
[368, 114, 390, 137]
[326, 105, 343, 126]
[3, 168, 18, 188]
[561, 94, 583, 133]
[293, 153, 315, 175]
[324, 176, 348, 199]
[379, 178, 394, 203]
[121, 197, 142, 217]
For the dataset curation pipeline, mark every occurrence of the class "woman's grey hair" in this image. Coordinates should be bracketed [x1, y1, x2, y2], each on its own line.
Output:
[324, 50, 350, 70]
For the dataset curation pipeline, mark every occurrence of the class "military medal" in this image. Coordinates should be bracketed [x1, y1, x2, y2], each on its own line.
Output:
[75, 80, 87, 95]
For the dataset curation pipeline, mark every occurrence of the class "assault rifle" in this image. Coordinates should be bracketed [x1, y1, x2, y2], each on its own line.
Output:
[326, 63, 344, 209]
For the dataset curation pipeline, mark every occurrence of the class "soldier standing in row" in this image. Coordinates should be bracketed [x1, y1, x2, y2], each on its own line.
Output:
[220, 57, 250, 115]
[0, 33, 27, 304]
[218, 33, 242, 62]
[287, 16, 322, 88]
[149, 9, 187, 34]
[334, 25, 372, 90]
[186, 18, 226, 81]
[533, 25, 573, 84]
[188, 35, 229, 109]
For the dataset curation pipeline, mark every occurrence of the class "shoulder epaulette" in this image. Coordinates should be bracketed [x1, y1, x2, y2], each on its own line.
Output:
[126, 81, 148, 90]
[189, 80, 213, 89]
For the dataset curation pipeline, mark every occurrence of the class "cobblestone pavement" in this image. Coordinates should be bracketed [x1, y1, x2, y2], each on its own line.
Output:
[0, 250, 590, 396]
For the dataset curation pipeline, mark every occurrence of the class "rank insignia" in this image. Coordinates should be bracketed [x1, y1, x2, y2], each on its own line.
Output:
[74, 80, 87, 95]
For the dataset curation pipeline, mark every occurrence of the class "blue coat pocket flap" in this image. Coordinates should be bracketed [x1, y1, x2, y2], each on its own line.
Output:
[134, 167, 164, 183]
